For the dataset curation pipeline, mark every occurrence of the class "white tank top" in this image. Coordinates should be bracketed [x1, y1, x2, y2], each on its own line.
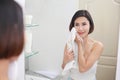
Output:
[68, 42, 98, 80]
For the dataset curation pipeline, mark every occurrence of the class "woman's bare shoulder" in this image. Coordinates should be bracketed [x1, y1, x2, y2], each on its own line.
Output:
[95, 40, 103, 48]
[90, 38, 104, 49]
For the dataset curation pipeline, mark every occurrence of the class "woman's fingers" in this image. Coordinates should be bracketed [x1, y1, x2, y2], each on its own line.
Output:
[63, 50, 74, 65]
[66, 50, 74, 58]
[76, 33, 83, 41]
[68, 50, 74, 59]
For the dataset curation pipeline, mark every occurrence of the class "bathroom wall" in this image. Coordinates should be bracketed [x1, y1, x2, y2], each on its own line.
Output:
[25, 0, 79, 73]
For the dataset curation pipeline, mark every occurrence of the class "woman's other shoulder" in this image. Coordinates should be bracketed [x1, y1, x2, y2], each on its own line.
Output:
[90, 38, 104, 50]
[92, 39, 104, 52]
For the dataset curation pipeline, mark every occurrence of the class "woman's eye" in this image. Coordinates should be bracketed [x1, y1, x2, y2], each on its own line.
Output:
[75, 23, 79, 26]
[82, 22, 86, 26]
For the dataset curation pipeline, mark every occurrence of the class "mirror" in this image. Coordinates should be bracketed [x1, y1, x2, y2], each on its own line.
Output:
[25, 0, 120, 80]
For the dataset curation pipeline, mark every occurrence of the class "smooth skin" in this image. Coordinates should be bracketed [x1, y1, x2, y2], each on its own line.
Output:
[62, 17, 103, 73]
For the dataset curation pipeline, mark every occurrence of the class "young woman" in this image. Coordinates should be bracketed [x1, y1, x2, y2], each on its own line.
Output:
[0, 0, 24, 80]
[62, 10, 103, 80]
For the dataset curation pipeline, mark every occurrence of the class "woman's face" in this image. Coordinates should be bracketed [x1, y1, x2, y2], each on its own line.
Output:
[74, 17, 90, 38]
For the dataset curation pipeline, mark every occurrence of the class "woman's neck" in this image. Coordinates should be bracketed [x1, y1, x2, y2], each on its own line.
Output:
[0, 59, 9, 80]
[82, 36, 92, 48]
[82, 36, 89, 44]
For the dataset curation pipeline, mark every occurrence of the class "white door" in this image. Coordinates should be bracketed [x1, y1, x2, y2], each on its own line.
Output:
[79, 0, 120, 80]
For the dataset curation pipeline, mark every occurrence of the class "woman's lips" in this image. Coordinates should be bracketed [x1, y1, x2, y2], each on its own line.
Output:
[78, 32, 84, 35]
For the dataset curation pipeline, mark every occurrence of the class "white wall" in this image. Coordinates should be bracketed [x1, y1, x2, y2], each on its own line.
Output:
[25, 0, 79, 73]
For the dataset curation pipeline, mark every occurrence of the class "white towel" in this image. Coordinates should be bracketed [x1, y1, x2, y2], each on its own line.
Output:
[8, 61, 18, 80]
[62, 27, 77, 75]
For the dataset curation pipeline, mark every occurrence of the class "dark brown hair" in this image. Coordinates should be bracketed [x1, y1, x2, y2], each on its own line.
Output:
[69, 10, 94, 34]
[0, 0, 24, 59]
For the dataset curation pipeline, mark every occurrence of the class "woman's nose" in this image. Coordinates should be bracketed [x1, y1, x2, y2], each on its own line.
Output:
[78, 26, 83, 31]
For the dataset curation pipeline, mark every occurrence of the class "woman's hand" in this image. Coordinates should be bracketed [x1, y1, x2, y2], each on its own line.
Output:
[75, 33, 83, 46]
[62, 50, 74, 68]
